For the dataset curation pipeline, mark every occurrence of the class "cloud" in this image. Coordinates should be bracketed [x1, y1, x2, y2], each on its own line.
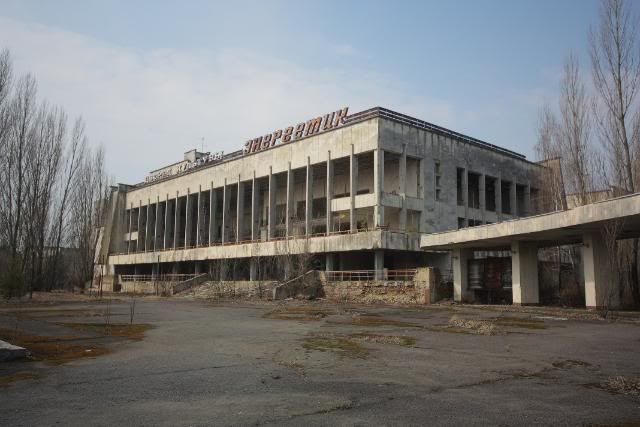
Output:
[0, 16, 455, 183]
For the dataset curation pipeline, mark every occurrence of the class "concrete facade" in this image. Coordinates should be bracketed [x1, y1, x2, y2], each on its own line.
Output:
[96, 107, 543, 284]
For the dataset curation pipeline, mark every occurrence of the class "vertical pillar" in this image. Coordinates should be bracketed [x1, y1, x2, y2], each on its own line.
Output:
[374, 149, 385, 228]
[325, 253, 335, 271]
[452, 248, 473, 302]
[163, 194, 169, 249]
[479, 174, 486, 223]
[136, 200, 142, 252]
[496, 176, 503, 222]
[511, 241, 539, 305]
[268, 167, 275, 240]
[184, 188, 192, 248]
[251, 173, 258, 241]
[237, 176, 244, 243]
[510, 180, 517, 217]
[306, 157, 314, 236]
[399, 145, 407, 231]
[144, 199, 151, 251]
[374, 250, 385, 280]
[419, 158, 426, 233]
[127, 203, 133, 254]
[209, 183, 217, 244]
[196, 185, 202, 246]
[349, 146, 358, 232]
[221, 179, 228, 244]
[154, 196, 160, 251]
[173, 191, 180, 248]
[583, 232, 618, 309]
[462, 168, 469, 221]
[326, 152, 333, 234]
[524, 182, 531, 217]
[249, 258, 258, 281]
[286, 162, 294, 237]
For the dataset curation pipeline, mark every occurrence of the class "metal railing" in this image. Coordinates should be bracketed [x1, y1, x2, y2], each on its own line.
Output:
[120, 274, 200, 282]
[324, 269, 417, 282]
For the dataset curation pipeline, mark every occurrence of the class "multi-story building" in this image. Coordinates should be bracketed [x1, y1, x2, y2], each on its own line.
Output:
[96, 107, 544, 287]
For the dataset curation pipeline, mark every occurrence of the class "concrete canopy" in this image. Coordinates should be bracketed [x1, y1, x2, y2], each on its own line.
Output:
[420, 193, 640, 251]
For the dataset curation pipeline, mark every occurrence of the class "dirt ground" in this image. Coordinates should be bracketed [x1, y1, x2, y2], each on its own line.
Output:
[0, 294, 639, 426]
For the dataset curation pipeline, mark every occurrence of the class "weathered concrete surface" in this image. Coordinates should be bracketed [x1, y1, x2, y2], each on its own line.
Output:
[0, 339, 27, 362]
[1, 299, 639, 426]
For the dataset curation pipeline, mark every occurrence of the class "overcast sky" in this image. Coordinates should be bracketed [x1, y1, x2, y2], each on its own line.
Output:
[0, 0, 627, 183]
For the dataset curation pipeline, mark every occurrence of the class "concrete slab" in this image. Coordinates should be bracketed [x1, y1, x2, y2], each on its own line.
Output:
[0, 339, 28, 362]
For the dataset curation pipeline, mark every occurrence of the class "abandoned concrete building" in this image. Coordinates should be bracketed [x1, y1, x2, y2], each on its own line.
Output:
[96, 107, 545, 293]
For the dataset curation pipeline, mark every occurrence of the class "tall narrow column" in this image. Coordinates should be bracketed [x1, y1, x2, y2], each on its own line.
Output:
[173, 191, 180, 248]
[374, 149, 385, 228]
[349, 146, 358, 232]
[399, 145, 407, 231]
[237, 176, 244, 243]
[268, 167, 275, 240]
[479, 174, 486, 223]
[286, 162, 294, 237]
[524, 182, 531, 216]
[374, 250, 384, 280]
[419, 158, 426, 233]
[510, 180, 517, 217]
[249, 258, 258, 281]
[144, 198, 151, 251]
[136, 200, 142, 252]
[583, 232, 618, 309]
[209, 183, 217, 244]
[127, 203, 133, 254]
[511, 241, 539, 305]
[184, 189, 192, 248]
[306, 157, 314, 236]
[251, 173, 258, 241]
[462, 168, 469, 223]
[163, 194, 169, 249]
[326, 152, 333, 234]
[452, 248, 473, 302]
[221, 180, 228, 244]
[154, 196, 160, 251]
[195, 185, 202, 246]
[496, 176, 503, 222]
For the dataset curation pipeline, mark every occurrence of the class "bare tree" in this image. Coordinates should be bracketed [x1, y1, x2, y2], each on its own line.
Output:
[590, 0, 640, 306]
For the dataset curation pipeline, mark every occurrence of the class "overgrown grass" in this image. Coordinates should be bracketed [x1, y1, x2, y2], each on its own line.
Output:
[61, 323, 152, 340]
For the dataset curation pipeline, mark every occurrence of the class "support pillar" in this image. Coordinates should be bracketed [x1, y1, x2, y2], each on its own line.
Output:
[286, 162, 294, 237]
[325, 253, 335, 271]
[583, 232, 619, 309]
[479, 174, 486, 223]
[249, 258, 258, 281]
[350, 146, 358, 233]
[496, 176, 503, 222]
[452, 248, 473, 302]
[184, 189, 192, 248]
[251, 173, 259, 241]
[374, 149, 385, 228]
[209, 184, 217, 244]
[399, 145, 407, 231]
[524, 182, 531, 216]
[136, 200, 142, 252]
[221, 180, 229, 244]
[326, 152, 333, 234]
[127, 203, 133, 254]
[154, 196, 160, 251]
[462, 168, 468, 222]
[306, 157, 313, 236]
[144, 199, 151, 251]
[173, 192, 180, 248]
[268, 167, 275, 240]
[511, 241, 539, 305]
[237, 176, 244, 243]
[196, 186, 202, 246]
[374, 250, 385, 280]
[163, 195, 169, 249]
[510, 180, 517, 217]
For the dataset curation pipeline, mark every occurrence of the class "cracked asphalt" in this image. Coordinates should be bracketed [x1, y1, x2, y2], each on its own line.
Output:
[1, 298, 639, 426]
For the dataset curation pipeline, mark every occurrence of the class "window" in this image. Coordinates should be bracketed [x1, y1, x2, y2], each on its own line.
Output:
[435, 188, 441, 201]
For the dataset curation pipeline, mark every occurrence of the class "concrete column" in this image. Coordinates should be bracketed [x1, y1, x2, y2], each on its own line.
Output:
[524, 182, 531, 216]
[237, 176, 244, 242]
[350, 146, 358, 233]
[496, 176, 503, 222]
[510, 180, 517, 217]
[374, 250, 385, 280]
[163, 194, 169, 249]
[154, 196, 160, 251]
[374, 149, 385, 228]
[583, 232, 619, 309]
[173, 191, 180, 248]
[452, 248, 472, 302]
[325, 253, 335, 271]
[462, 168, 469, 221]
[144, 199, 151, 251]
[136, 200, 142, 252]
[268, 167, 276, 240]
[326, 151, 333, 234]
[251, 173, 258, 241]
[184, 189, 192, 248]
[221, 180, 228, 244]
[286, 162, 294, 237]
[399, 145, 407, 231]
[511, 241, 539, 305]
[127, 203, 133, 254]
[249, 258, 258, 281]
[306, 157, 313, 236]
[209, 183, 217, 244]
[196, 186, 202, 246]
[419, 158, 426, 233]
[479, 174, 486, 223]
